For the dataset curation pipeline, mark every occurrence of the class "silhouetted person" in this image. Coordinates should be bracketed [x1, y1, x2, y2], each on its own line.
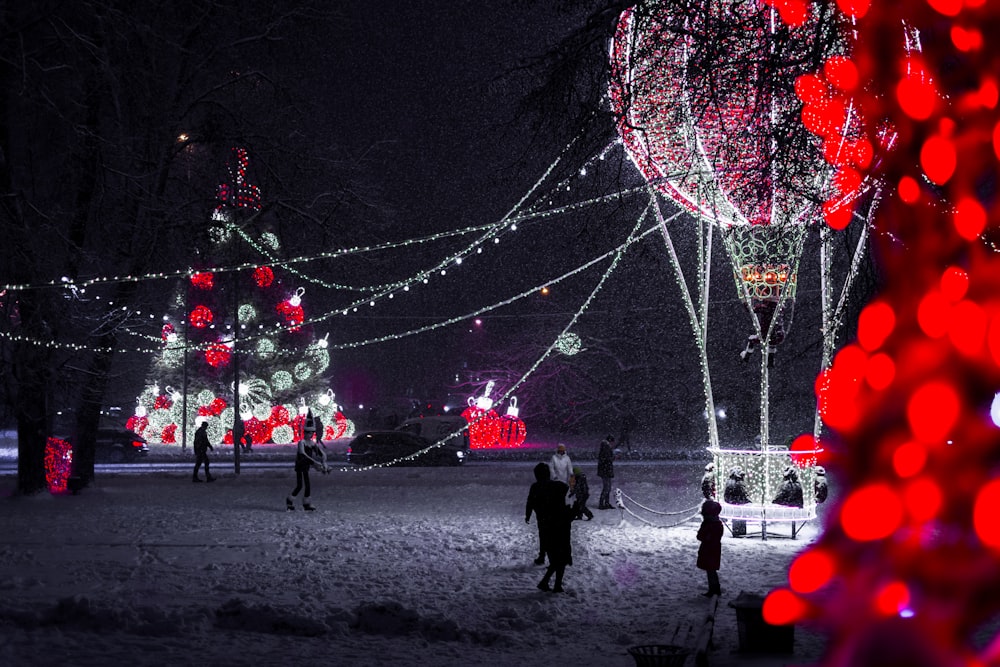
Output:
[287, 412, 327, 511]
[192, 421, 215, 483]
[526, 462, 573, 591]
[696, 500, 723, 596]
[569, 466, 593, 521]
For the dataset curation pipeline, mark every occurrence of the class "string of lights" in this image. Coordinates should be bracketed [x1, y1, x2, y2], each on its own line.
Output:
[0, 215, 668, 356]
[335, 202, 662, 473]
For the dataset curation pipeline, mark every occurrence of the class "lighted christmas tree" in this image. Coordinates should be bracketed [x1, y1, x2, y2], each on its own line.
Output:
[128, 147, 352, 447]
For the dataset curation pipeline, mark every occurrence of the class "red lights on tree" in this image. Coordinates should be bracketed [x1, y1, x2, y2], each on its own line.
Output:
[253, 266, 274, 288]
[204, 342, 232, 368]
[44, 437, 73, 495]
[190, 272, 214, 290]
[189, 305, 213, 328]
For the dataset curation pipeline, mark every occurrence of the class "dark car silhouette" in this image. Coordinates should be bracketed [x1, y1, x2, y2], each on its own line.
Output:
[92, 428, 149, 463]
[346, 431, 466, 467]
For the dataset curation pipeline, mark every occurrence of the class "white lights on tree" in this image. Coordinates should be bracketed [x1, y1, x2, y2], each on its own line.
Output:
[555, 332, 583, 356]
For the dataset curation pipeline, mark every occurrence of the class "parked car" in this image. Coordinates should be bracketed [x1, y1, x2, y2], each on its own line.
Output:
[346, 431, 466, 467]
[396, 415, 470, 451]
[89, 428, 149, 463]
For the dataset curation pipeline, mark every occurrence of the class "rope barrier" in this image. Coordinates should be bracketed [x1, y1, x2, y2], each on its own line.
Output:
[614, 488, 702, 529]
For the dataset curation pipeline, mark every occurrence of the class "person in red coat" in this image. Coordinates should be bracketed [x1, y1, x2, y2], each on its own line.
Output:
[696, 500, 723, 597]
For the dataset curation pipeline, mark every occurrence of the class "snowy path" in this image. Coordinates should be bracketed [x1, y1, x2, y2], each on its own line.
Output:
[1, 461, 826, 666]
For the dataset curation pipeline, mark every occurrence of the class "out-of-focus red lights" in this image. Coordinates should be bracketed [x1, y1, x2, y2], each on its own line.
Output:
[906, 381, 960, 444]
[789, 549, 836, 594]
[841, 484, 904, 541]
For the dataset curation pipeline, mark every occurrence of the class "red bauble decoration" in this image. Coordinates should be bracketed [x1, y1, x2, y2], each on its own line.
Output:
[329, 411, 349, 440]
[790, 434, 820, 468]
[267, 404, 290, 428]
[243, 417, 269, 444]
[497, 414, 527, 448]
[198, 397, 227, 417]
[276, 301, 305, 329]
[190, 272, 214, 290]
[189, 305, 213, 328]
[161, 423, 177, 444]
[462, 406, 500, 449]
[153, 394, 172, 410]
[161, 322, 175, 343]
[126, 415, 148, 436]
[205, 342, 232, 368]
[253, 266, 274, 288]
[44, 437, 73, 494]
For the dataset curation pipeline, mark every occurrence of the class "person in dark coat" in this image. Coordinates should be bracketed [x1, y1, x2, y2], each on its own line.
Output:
[597, 435, 616, 509]
[696, 500, 723, 596]
[773, 466, 804, 507]
[525, 463, 551, 565]
[525, 462, 573, 592]
[192, 421, 215, 483]
[814, 466, 828, 503]
[286, 412, 327, 511]
[723, 467, 750, 504]
[568, 466, 593, 521]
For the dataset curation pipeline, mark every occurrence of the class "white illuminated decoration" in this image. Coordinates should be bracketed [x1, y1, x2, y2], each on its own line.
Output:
[134, 400, 147, 418]
[317, 332, 329, 349]
[238, 303, 257, 322]
[475, 380, 495, 411]
[318, 389, 335, 408]
[260, 231, 280, 251]
[289, 287, 305, 307]
[506, 396, 519, 418]
[992, 392, 1000, 428]
[555, 332, 582, 356]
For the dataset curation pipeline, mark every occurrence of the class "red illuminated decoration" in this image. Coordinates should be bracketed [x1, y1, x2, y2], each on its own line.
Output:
[161, 322, 175, 343]
[198, 397, 227, 417]
[757, 3, 1000, 665]
[190, 272, 214, 290]
[44, 437, 73, 495]
[253, 266, 274, 288]
[326, 411, 350, 441]
[608, 3, 871, 232]
[276, 287, 306, 330]
[189, 305, 213, 329]
[161, 423, 177, 444]
[204, 342, 232, 368]
[497, 397, 526, 448]
[126, 414, 148, 436]
[215, 146, 261, 213]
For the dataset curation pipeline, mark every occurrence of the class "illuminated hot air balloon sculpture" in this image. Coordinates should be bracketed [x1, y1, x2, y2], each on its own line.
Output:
[608, 0, 900, 534]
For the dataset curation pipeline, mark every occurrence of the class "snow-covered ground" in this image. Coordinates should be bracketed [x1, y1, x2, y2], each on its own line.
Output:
[0, 451, 829, 666]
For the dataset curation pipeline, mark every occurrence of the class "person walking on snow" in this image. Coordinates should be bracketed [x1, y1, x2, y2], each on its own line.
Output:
[525, 462, 573, 592]
[549, 443, 573, 486]
[192, 420, 215, 483]
[569, 466, 593, 520]
[696, 500, 724, 597]
[287, 411, 327, 511]
[597, 435, 615, 509]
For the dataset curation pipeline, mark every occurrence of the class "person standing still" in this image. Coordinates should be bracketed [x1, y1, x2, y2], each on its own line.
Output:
[549, 443, 573, 486]
[696, 500, 724, 596]
[192, 421, 215, 483]
[597, 435, 615, 509]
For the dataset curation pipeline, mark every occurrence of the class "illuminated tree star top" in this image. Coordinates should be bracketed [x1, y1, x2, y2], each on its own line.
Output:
[609, 0, 859, 228]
